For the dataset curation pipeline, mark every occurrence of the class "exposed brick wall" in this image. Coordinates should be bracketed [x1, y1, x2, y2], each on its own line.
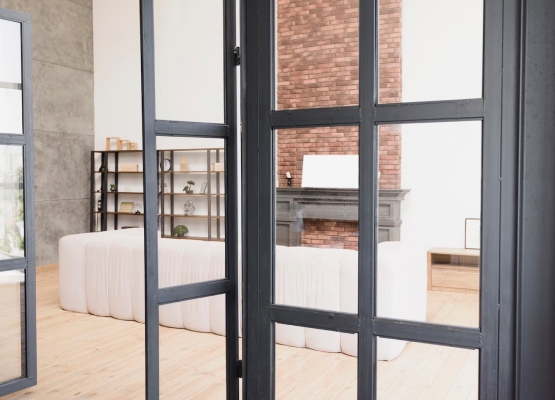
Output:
[378, 0, 403, 189]
[276, 0, 403, 248]
[302, 219, 359, 251]
[276, 0, 359, 110]
[276, 0, 402, 190]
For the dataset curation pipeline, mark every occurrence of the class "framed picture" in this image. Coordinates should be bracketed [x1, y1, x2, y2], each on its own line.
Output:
[201, 182, 208, 194]
[465, 218, 481, 250]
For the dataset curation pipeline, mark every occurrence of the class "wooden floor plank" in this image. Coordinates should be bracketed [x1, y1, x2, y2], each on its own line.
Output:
[1, 265, 479, 399]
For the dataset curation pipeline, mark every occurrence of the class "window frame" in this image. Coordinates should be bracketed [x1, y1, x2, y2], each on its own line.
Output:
[242, 0, 520, 398]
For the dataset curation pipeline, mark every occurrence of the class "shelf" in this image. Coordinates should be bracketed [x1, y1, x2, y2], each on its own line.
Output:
[162, 235, 225, 242]
[93, 148, 224, 154]
[94, 171, 142, 174]
[163, 171, 225, 174]
[92, 148, 224, 238]
[93, 191, 144, 195]
[94, 211, 144, 216]
[93, 150, 143, 153]
[158, 148, 224, 151]
[92, 191, 224, 196]
[161, 214, 225, 219]
[93, 147, 225, 154]
[163, 193, 225, 196]
[94, 171, 224, 174]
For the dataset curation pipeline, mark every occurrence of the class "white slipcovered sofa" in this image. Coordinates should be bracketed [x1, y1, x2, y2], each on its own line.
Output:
[59, 229, 426, 360]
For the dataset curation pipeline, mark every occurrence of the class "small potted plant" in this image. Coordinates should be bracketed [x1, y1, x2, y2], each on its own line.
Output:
[183, 180, 195, 194]
[110, 184, 117, 192]
[172, 224, 189, 237]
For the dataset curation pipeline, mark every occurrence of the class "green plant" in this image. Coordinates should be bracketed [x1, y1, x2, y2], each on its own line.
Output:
[172, 225, 189, 237]
[110, 184, 117, 191]
[183, 180, 195, 192]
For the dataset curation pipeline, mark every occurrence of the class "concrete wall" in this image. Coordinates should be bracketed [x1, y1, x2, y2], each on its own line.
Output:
[0, 0, 94, 266]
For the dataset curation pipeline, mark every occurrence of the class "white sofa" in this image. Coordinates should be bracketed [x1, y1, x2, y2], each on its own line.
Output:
[59, 229, 426, 360]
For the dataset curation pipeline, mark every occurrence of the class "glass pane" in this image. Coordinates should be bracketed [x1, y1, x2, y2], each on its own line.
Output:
[377, 338, 479, 399]
[275, 0, 359, 110]
[276, 324, 357, 399]
[275, 127, 358, 312]
[154, 0, 225, 123]
[376, 122, 481, 329]
[156, 137, 226, 289]
[0, 269, 25, 383]
[378, 0, 483, 103]
[0, 146, 25, 259]
[160, 295, 227, 398]
[0, 19, 23, 134]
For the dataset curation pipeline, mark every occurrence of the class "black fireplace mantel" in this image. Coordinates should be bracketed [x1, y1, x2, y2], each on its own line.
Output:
[276, 187, 410, 246]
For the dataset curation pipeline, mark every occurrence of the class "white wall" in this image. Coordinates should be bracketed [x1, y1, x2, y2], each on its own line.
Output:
[93, 0, 224, 148]
[93, 0, 231, 237]
[399, 122, 482, 250]
[402, 0, 483, 102]
[399, 0, 484, 250]
[93, 0, 142, 150]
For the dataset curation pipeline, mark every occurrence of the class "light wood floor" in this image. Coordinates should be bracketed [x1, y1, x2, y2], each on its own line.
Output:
[0, 265, 478, 399]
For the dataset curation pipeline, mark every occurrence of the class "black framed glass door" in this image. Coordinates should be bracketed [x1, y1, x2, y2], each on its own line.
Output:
[139, 0, 240, 399]
[0, 7, 36, 398]
[243, 0, 519, 398]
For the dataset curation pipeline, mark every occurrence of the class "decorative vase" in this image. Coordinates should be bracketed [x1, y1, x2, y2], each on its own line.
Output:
[180, 157, 189, 171]
[110, 186, 117, 192]
[183, 200, 195, 216]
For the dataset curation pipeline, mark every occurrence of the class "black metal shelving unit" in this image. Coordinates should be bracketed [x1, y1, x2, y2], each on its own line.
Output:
[90, 148, 225, 242]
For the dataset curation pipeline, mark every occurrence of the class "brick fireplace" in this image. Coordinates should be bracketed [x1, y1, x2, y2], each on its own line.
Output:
[276, 0, 405, 249]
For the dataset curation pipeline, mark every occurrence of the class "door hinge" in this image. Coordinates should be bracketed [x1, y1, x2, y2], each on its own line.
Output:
[236, 359, 243, 378]
[233, 47, 241, 66]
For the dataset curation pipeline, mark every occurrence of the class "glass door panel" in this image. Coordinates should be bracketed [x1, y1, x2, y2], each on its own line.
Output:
[0, 145, 25, 259]
[0, 18, 23, 134]
[0, 7, 36, 397]
[378, 0, 484, 103]
[141, 0, 239, 398]
[376, 338, 479, 399]
[0, 269, 25, 383]
[274, 0, 360, 110]
[275, 324, 357, 399]
[376, 122, 482, 329]
[274, 126, 359, 313]
[153, 0, 225, 124]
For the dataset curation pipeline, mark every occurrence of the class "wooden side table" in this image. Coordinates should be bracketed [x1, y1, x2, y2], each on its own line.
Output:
[427, 247, 480, 293]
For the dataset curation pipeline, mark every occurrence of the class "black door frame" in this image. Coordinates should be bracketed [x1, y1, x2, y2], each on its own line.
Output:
[242, 0, 521, 398]
[0, 7, 37, 398]
[139, 0, 240, 399]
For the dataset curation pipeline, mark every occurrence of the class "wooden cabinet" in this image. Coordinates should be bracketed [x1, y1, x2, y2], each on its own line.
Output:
[427, 247, 480, 293]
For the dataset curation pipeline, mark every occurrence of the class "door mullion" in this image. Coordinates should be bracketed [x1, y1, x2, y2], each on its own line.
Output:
[224, 0, 240, 396]
[139, 1, 159, 399]
[359, 0, 378, 397]
[480, 0, 505, 397]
